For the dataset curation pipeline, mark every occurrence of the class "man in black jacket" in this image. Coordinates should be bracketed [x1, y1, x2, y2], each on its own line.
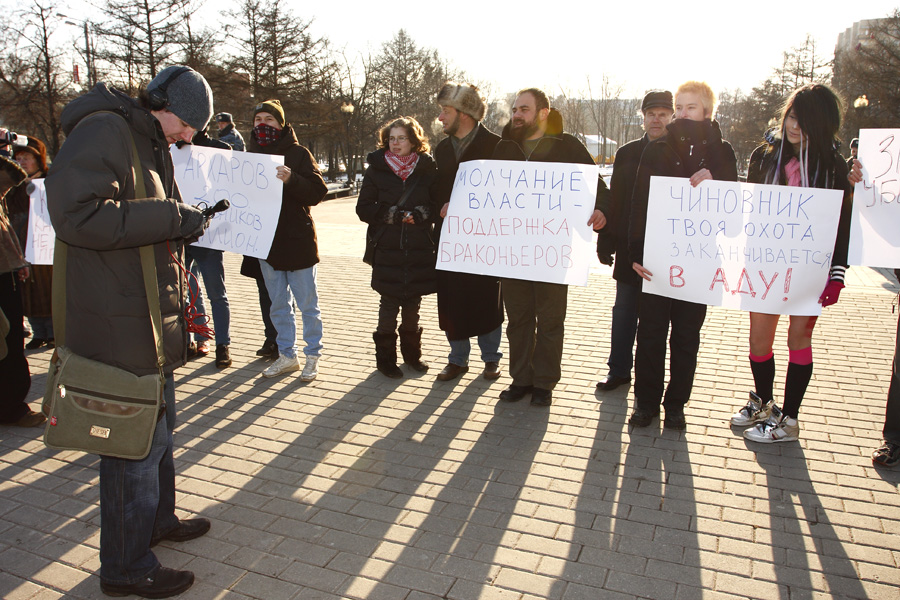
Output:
[433, 82, 504, 382]
[595, 91, 674, 392]
[492, 88, 609, 406]
[627, 81, 738, 430]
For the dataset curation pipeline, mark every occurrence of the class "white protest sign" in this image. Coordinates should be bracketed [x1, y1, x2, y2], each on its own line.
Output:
[171, 145, 283, 259]
[24, 179, 55, 265]
[849, 128, 900, 267]
[436, 159, 598, 286]
[642, 176, 842, 316]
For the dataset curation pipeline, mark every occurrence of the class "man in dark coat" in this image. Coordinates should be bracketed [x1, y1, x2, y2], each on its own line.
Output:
[595, 91, 674, 392]
[215, 111, 245, 151]
[491, 88, 610, 407]
[627, 81, 738, 430]
[432, 82, 504, 382]
[46, 65, 214, 598]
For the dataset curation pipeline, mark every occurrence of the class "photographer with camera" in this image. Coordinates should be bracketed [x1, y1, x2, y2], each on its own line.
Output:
[45, 65, 214, 599]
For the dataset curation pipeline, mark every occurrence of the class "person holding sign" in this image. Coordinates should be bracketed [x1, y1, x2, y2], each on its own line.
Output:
[492, 88, 609, 407]
[595, 90, 674, 392]
[7, 136, 54, 349]
[628, 81, 738, 429]
[357, 117, 438, 378]
[433, 82, 504, 383]
[732, 84, 853, 444]
[248, 100, 328, 381]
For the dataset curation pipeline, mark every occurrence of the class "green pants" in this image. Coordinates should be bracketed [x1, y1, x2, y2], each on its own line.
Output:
[501, 278, 568, 390]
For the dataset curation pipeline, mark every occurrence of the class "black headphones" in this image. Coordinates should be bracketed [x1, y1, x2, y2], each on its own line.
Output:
[147, 67, 192, 111]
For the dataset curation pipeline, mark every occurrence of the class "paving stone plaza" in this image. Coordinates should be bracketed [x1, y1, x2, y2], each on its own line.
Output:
[2, 197, 899, 599]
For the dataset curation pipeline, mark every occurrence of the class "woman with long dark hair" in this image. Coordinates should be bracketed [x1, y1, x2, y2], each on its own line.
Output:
[357, 116, 438, 378]
[732, 84, 853, 443]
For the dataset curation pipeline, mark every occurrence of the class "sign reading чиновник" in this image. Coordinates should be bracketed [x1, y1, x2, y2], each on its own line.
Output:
[641, 176, 842, 316]
[435, 159, 598, 286]
[171, 144, 284, 259]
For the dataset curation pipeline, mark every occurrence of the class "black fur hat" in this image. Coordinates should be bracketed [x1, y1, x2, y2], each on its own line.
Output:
[436, 82, 485, 122]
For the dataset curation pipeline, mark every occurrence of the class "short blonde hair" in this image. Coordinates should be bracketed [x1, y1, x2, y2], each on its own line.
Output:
[676, 81, 716, 118]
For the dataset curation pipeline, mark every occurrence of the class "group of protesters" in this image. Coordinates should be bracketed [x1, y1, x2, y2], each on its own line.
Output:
[0, 64, 898, 598]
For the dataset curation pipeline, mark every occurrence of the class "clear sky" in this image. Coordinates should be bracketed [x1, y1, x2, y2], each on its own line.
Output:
[62, 0, 899, 99]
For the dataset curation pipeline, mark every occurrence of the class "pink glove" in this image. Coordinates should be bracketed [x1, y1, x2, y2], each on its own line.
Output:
[819, 280, 844, 307]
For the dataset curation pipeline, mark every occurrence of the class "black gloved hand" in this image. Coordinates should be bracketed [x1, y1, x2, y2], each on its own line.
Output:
[177, 203, 210, 242]
[597, 253, 613, 267]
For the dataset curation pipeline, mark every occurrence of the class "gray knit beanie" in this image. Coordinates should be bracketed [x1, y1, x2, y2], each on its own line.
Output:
[436, 82, 486, 122]
[149, 65, 214, 131]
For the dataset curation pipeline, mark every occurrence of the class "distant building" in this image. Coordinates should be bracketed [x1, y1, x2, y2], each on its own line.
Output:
[582, 134, 618, 165]
[836, 18, 889, 53]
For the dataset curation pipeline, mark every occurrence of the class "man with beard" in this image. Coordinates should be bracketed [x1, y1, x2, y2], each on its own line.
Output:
[491, 88, 609, 406]
[595, 90, 674, 392]
[433, 82, 504, 382]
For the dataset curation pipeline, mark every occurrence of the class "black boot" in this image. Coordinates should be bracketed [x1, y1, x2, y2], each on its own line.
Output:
[373, 332, 402, 378]
[399, 327, 428, 372]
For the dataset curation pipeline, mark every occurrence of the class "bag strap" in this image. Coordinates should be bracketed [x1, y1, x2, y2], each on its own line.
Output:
[52, 112, 165, 371]
[395, 177, 420, 209]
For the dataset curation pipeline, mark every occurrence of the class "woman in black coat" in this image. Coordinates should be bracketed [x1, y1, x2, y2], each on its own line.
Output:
[357, 117, 438, 378]
[732, 84, 853, 444]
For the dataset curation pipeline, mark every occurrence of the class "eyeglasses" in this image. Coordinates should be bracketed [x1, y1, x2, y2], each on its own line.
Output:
[388, 136, 409, 143]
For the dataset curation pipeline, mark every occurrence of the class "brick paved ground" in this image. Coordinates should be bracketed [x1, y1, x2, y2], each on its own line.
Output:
[2, 196, 899, 599]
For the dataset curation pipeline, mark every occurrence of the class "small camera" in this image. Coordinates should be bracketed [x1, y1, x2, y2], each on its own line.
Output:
[0, 131, 27, 148]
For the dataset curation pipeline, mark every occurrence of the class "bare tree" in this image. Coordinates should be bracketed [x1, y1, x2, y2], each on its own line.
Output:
[0, 1, 74, 154]
[834, 10, 900, 141]
[95, 0, 196, 90]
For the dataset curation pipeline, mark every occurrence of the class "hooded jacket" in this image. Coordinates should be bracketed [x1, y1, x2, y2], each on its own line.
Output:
[356, 149, 439, 299]
[247, 124, 327, 271]
[493, 108, 610, 214]
[628, 119, 738, 265]
[45, 83, 186, 376]
[433, 123, 504, 340]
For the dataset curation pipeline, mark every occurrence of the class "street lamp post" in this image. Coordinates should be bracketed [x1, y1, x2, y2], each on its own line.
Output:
[340, 102, 355, 186]
[58, 13, 94, 87]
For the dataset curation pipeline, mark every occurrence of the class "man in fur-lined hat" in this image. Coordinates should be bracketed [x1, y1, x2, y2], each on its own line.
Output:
[491, 87, 609, 407]
[433, 82, 504, 383]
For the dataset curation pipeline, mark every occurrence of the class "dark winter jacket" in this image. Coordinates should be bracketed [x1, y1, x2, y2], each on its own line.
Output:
[246, 124, 327, 272]
[218, 123, 245, 152]
[45, 83, 187, 376]
[597, 134, 651, 286]
[628, 119, 738, 265]
[356, 149, 439, 299]
[493, 108, 610, 215]
[6, 171, 53, 318]
[747, 142, 852, 270]
[434, 124, 504, 340]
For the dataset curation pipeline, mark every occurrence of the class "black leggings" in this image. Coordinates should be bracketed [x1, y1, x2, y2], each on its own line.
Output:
[376, 294, 421, 334]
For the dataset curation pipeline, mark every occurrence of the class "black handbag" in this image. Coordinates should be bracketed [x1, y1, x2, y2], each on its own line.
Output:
[363, 178, 419, 265]
[43, 117, 167, 460]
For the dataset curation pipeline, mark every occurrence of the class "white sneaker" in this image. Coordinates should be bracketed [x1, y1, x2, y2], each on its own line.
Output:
[743, 408, 799, 443]
[300, 356, 319, 382]
[262, 354, 300, 378]
[731, 391, 774, 426]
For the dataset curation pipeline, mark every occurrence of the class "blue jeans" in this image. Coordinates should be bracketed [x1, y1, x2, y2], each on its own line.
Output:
[259, 261, 323, 359]
[607, 281, 640, 379]
[186, 246, 230, 345]
[448, 325, 503, 366]
[99, 375, 178, 585]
